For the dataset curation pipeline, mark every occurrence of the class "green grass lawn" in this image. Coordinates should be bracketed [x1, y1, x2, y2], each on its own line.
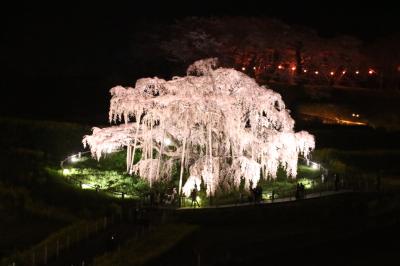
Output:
[0, 117, 137, 259]
[58, 150, 149, 198]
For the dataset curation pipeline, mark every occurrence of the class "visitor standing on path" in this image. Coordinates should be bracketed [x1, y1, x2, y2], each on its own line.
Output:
[190, 184, 200, 208]
[334, 174, 340, 191]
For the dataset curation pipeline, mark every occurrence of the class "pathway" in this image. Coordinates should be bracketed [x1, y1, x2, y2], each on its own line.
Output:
[178, 189, 353, 210]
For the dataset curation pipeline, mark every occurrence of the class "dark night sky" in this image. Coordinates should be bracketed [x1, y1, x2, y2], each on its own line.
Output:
[1, 1, 398, 123]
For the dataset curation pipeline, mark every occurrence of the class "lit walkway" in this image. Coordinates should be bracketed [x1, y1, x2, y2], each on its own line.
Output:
[177, 189, 353, 210]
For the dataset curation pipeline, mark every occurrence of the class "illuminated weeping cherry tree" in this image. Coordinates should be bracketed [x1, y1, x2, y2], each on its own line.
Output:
[83, 58, 315, 196]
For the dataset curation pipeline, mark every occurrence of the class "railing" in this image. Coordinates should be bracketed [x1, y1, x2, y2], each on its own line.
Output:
[60, 151, 91, 169]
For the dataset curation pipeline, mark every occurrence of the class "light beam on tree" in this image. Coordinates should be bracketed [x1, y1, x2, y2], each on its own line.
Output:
[83, 58, 315, 196]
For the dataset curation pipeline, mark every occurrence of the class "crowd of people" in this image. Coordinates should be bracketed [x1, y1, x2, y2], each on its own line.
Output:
[249, 185, 263, 203]
[145, 172, 366, 208]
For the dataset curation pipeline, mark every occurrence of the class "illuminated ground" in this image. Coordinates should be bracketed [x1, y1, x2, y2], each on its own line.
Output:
[59, 150, 149, 199]
[59, 150, 325, 206]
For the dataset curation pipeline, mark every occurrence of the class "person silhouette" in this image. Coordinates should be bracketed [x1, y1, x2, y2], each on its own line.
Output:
[295, 183, 300, 200]
[300, 183, 305, 199]
[334, 174, 339, 191]
[249, 180, 254, 202]
[191, 184, 200, 207]
[171, 187, 177, 204]
[255, 185, 263, 203]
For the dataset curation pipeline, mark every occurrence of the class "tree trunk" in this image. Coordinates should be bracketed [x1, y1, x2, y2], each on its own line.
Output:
[129, 114, 141, 173]
[208, 122, 213, 194]
[149, 118, 154, 187]
[178, 116, 189, 195]
[156, 128, 165, 181]
[178, 137, 187, 195]
[126, 145, 131, 172]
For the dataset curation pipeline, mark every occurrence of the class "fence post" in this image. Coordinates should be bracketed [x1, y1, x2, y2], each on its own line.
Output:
[103, 217, 107, 230]
[56, 239, 59, 258]
[44, 244, 48, 265]
[197, 252, 201, 266]
[76, 229, 80, 243]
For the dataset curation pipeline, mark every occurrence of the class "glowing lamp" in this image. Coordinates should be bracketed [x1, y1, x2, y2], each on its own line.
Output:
[368, 69, 374, 75]
[342, 71, 346, 74]
[70, 155, 79, 163]
[303, 69, 307, 73]
[63, 169, 70, 175]
[330, 71, 334, 76]
[241, 67, 246, 71]
[82, 184, 92, 189]
[314, 71, 319, 75]
[355, 70, 359, 75]
[291, 66, 296, 71]
[164, 137, 172, 146]
[253, 66, 256, 70]
[278, 65, 283, 69]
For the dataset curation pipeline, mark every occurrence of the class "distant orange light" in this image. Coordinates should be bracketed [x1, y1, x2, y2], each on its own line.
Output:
[253, 66, 256, 70]
[368, 69, 374, 75]
[242, 67, 246, 71]
[342, 70, 346, 74]
[303, 69, 307, 73]
[291, 66, 296, 71]
[330, 71, 334, 76]
[278, 65, 283, 69]
[314, 71, 319, 75]
[355, 70, 359, 75]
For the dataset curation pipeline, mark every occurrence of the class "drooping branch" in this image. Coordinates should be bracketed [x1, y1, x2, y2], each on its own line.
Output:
[83, 58, 315, 196]
[178, 115, 189, 195]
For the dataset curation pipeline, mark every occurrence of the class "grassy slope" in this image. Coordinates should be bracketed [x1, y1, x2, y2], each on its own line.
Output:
[94, 223, 198, 266]
[0, 117, 130, 259]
